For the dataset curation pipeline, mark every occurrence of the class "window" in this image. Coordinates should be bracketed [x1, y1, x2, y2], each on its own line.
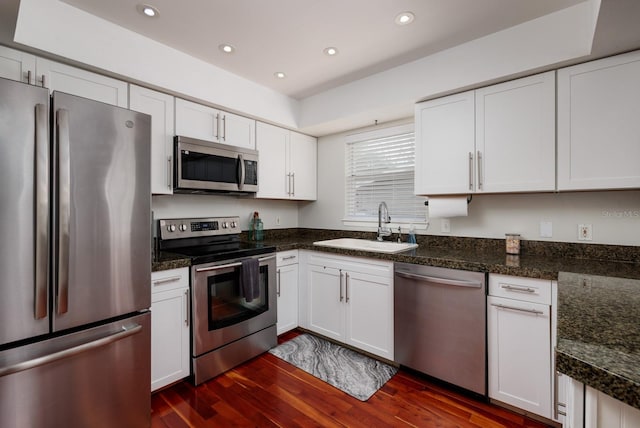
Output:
[344, 123, 425, 224]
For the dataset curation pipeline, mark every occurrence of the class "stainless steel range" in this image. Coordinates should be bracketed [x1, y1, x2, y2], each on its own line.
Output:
[158, 216, 277, 385]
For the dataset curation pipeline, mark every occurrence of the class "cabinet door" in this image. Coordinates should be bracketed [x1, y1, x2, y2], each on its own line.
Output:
[175, 98, 220, 143]
[558, 50, 640, 190]
[415, 91, 475, 195]
[256, 121, 289, 199]
[475, 71, 555, 193]
[344, 270, 393, 360]
[488, 296, 551, 418]
[277, 263, 299, 335]
[36, 58, 127, 107]
[151, 287, 190, 391]
[306, 264, 345, 342]
[289, 131, 317, 201]
[0, 45, 36, 84]
[220, 111, 255, 149]
[129, 85, 175, 195]
[585, 386, 640, 428]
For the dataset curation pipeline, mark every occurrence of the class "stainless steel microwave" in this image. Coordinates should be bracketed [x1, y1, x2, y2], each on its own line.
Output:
[174, 136, 258, 194]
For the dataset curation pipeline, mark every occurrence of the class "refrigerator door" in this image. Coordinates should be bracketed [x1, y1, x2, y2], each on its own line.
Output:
[52, 92, 151, 332]
[0, 77, 50, 346]
[0, 312, 151, 428]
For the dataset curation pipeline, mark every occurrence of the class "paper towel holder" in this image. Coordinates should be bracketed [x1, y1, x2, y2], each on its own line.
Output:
[424, 195, 473, 206]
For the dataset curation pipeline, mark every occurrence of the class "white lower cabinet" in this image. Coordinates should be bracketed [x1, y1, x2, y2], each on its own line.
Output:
[303, 253, 393, 360]
[488, 274, 553, 419]
[276, 250, 299, 335]
[150, 268, 190, 392]
[585, 386, 640, 428]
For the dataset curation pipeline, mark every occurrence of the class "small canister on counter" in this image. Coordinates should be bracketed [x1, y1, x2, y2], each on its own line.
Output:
[505, 233, 521, 254]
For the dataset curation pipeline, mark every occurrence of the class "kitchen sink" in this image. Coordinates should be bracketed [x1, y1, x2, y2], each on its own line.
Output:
[312, 238, 418, 254]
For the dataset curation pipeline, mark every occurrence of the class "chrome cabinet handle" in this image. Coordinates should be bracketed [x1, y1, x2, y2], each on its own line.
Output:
[286, 173, 292, 196]
[281, 255, 296, 261]
[277, 269, 281, 297]
[501, 284, 536, 293]
[57, 109, 71, 315]
[27, 70, 32, 84]
[37, 74, 46, 88]
[167, 156, 172, 189]
[0, 324, 142, 377]
[215, 113, 220, 140]
[490, 303, 544, 315]
[222, 115, 226, 141]
[477, 150, 483, 190]
[184, 290, 190, 327]
[35, 103, 49, 320]
[152, 275, 182, 286]
[291, 172, 295, 197]
[345, 272, 350, 303]
[339, 270, 344, 302]
[468, 152, 474, 190]
[395, 271, 482, 288]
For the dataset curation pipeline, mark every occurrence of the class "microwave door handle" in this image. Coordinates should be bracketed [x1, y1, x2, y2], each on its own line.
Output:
[237, 154, 245, 191]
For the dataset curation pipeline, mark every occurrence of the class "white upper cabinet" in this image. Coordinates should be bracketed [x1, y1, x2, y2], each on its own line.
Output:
[475, 71, 555, 193]
[36, 58, 128, 107]
[415, 91, 476, 195]
[0, 45, 36, 84]
[558, 50, 640, 191]
[129, 85, 175, 195]
[415, 71, 556, 196]
[175, 98, 255, 149]
[289, 131, 317, 200]
[256, 122, 317, 200]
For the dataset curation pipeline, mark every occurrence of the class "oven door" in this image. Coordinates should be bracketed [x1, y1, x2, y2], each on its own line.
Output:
[191, 254, 276, 357]
[175, 136, 258, 193]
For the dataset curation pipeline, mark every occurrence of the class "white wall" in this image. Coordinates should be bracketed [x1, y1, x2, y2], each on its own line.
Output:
[299, 123, 640, 246]
[152, 194, 300, 231]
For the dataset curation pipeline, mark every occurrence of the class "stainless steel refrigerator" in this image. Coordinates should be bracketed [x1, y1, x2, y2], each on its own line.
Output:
[0, 76, 152, 427]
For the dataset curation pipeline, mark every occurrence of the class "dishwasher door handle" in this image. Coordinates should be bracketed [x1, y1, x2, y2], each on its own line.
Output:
[395, 271, 482, 288]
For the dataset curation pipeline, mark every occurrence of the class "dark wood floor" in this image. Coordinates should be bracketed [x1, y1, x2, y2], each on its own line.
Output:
[151, 331, 551, 427]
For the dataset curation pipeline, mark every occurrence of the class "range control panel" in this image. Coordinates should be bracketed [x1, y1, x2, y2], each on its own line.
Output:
[159, 216, 241, 240]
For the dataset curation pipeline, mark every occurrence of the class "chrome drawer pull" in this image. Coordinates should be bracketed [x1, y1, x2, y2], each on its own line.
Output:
[153, 275, 182, 286]
[491, 303, 544, 315]
[501, 284, 536, 293]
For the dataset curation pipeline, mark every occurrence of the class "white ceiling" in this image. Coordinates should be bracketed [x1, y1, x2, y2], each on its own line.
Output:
[59, 0, 585, 100]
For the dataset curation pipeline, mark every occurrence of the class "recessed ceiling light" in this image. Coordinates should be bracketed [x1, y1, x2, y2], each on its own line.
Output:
[136, 4, 159, 18]
[394, 11, 415, 25]
[274, 72, 286, 79]
[219, 44, 235, 54]
[323, 47, 339, 56]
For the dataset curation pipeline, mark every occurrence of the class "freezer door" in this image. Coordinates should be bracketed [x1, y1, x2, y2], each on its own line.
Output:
[0, 312, 151, 428]
[52, 92, 151, 332]
[0, 77, 50, 346]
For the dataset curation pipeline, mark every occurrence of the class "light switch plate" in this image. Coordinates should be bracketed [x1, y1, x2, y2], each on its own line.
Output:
[539, 221, 552, 238]
[441, 219, 450, 233]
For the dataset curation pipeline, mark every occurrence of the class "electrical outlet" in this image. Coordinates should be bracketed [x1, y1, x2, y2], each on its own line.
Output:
[275, 216, 281, 226]
[441, 219, 451, 233]
[578, 224, 592, 241]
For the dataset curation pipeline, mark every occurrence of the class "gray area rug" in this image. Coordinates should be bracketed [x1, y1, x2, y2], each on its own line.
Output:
[268, 333, 397, 401]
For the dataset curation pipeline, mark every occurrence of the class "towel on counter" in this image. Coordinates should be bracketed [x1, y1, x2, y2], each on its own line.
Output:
[240, 258, 260, 303]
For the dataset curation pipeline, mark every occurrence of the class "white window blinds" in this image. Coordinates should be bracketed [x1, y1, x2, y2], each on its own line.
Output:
[345, 124, 425, 223]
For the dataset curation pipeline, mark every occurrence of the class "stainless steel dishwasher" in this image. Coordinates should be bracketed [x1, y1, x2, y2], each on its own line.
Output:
[394, 263, 486, 396]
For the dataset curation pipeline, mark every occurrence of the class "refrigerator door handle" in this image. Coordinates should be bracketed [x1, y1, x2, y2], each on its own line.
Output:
[57, 109, 71, 315]
[0, 324, 142, 377]
[35, 103, 49, 320]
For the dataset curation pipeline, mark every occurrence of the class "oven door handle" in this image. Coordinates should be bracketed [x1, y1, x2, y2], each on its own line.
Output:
[195, 255, 275, 273]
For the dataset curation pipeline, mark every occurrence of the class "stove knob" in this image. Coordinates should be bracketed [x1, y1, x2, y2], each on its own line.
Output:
[179, 224, 188, 232]
[167, 224, 176, 232]
[230, 221, 237, 228]
[221, 222, 228, 229]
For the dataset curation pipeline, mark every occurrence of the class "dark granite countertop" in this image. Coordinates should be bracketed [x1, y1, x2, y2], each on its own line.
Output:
[556, 272, 640, 410]
[152, 228, 640, 408]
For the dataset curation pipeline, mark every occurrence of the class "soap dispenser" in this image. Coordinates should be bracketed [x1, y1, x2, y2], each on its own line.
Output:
[408, 224, 417, 244]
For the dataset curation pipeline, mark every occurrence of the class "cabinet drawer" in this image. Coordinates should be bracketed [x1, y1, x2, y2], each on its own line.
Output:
[489, 274, 551, 304]
[277, 250, 298, 266]
[151, 267, 189, 293]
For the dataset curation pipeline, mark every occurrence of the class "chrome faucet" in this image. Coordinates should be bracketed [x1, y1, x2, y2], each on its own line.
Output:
[377, 202, 391, 241]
